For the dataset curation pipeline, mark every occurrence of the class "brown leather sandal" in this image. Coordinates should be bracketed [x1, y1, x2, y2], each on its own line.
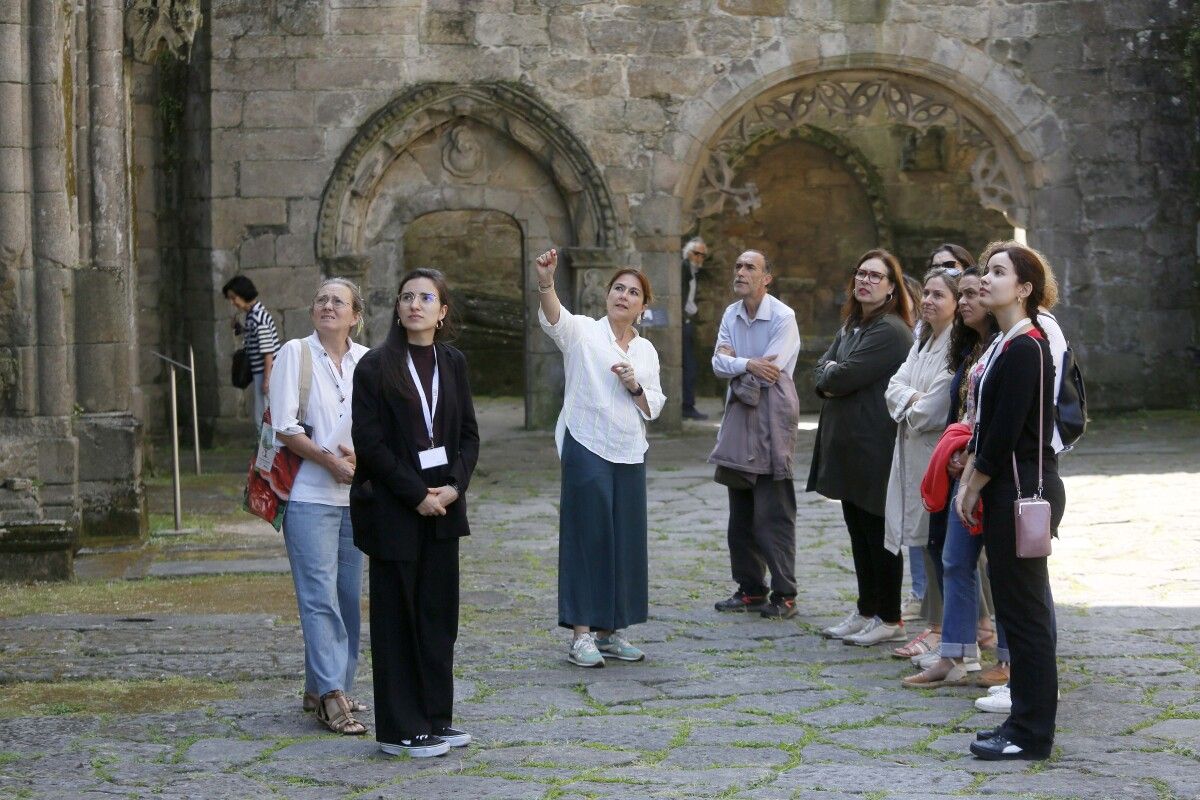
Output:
[305, 691, 368, 714]
[316, 690, 368, 735]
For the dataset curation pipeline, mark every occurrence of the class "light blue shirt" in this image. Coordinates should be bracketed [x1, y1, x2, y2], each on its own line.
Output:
[712, 293, 802, 379]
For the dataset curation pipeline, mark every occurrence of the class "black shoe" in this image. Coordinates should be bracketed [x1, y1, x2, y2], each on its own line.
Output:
[379, 734, 450, 758]
[435, 726, 472, 748]
[715, 591, 768, 613]
[760, 596, 798, 619]
[969, 734, 1049, 761]
[975, 726, 1004, 741]
[682, 407, 709, 420]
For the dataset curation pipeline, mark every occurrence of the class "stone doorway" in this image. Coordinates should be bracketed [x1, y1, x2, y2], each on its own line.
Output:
[402, 210, 526, 396]
[685, 71, 1023, 410]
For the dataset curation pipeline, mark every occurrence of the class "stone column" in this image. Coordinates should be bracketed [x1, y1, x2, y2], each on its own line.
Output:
[28, 0, 82, 527]
[72, 0, 145, 543]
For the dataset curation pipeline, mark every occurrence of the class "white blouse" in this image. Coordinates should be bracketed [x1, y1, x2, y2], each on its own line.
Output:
[269, 333, 369, 506]
[539, 307, 666, 464]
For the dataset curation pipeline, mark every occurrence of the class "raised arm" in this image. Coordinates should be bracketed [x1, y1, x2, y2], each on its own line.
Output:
[535, 248, 562, 325]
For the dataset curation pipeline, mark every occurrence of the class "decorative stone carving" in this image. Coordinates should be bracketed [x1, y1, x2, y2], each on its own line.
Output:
[691, 72, 1028, 228]
[124, 0, 203, 63]
[578, 269, 608, 319]
[442, 124, 483, 178]
[318, 83, 619, 266]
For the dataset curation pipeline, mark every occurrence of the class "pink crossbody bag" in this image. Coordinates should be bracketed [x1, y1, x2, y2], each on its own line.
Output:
[1013, 337, 1052, 558]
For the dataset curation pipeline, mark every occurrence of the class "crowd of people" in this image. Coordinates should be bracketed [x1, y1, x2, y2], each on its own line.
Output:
[227, 235, 1069, 763]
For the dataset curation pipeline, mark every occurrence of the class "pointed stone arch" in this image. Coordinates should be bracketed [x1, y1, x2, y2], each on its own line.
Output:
[315, 82, 619, 275]
[682, 68, 1036, 230]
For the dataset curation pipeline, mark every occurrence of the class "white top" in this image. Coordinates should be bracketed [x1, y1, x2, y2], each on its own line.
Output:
[269, 333, 370, 506]
[1037, 311, 1068, 454]
[711, 293, 802, 379]
[538, 306, 666, 464]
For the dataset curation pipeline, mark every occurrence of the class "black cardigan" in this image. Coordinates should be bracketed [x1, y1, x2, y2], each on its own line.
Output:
[970, 333, 1057, 488]
[349, 341, 479, 561]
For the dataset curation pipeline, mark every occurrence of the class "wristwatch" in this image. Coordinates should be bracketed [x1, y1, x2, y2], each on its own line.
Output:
[629, 384, 644, 397]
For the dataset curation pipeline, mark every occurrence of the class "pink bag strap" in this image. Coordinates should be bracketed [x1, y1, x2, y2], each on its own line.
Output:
[1012, 333, 1044, 499]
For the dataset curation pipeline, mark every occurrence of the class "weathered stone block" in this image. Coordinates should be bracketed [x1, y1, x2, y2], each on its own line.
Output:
[240, 160, 328, 199]
[0, 522, 76, 582]
[332, 7, 415, 34]
[474, 13, 548, 46]
[628, 57, 712, 98]
[294, 58, 407, 90]
[242, 91, 316, 129]
[211, 58, 294, 91]
[716, 0, 786, 16]
[423, 10, 474, 44]
[217, 128, 324, 161]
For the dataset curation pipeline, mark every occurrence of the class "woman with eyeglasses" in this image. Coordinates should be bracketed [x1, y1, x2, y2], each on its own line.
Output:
[268, 278, 369, 736]
[882, 264, 960, 661]
[809, 250, 915, 646]
[535, 248, 665, 668]
[351, 268, 480, 759]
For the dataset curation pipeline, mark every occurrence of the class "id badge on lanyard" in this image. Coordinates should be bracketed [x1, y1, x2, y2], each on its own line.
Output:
[408, 351, 449, 469]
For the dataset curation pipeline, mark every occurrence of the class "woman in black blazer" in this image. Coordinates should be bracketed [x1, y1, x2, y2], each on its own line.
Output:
[956, 242, 1065, 761]
[350, 268, 479, 759]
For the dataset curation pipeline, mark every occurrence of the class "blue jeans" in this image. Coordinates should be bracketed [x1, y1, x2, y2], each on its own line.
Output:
[908, 545, 927, 600]
[939, 481, 1009, 661]
[252, 371, 267, 431]
[283, 501, 364, 696]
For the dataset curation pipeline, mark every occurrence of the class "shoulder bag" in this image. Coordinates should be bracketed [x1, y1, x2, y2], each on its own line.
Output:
[243, 343, 313, 530]
[1013, 337, 1052, 558]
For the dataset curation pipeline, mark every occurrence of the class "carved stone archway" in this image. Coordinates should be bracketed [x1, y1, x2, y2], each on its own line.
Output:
[685, 70, 1031, 230]
[316, 82, 619, 277]
[317, 83, 619, 429]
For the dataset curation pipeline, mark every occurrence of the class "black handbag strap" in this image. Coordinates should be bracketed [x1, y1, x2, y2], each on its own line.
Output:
[1012, 333, 1044, 500]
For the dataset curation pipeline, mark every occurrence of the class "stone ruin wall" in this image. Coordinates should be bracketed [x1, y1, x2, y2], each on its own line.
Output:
[0, 0, 1197, 560]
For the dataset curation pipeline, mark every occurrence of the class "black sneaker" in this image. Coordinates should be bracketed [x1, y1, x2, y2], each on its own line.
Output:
[760, 596, 798, 619]
[435, 726, 472, 748]
[682, 407, 709, 420]
[715, 591, 769, 613]
[379, 734, 450, 758]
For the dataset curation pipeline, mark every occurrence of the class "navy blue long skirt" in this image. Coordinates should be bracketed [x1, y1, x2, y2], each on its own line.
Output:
[558, 429, 648, 631]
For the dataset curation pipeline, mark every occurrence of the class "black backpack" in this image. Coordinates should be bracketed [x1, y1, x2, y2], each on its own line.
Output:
[1055, 344, 1087, 449]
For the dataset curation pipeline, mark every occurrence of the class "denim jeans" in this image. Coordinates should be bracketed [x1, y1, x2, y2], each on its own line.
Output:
[908, 545, 927, 600]
[939, 481, 1009, 661]
[283, 500, 364, 696]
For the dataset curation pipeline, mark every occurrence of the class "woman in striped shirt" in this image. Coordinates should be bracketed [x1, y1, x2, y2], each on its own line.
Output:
[224, 275, 281, 430]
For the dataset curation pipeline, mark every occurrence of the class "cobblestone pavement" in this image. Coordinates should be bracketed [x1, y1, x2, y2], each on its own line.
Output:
[2, 402, 1199, 799]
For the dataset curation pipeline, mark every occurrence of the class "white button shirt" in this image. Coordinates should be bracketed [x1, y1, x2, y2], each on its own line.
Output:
[269, 333, 369, 506]
[539, 307, 666, 464]
[711, 293, 802, 379]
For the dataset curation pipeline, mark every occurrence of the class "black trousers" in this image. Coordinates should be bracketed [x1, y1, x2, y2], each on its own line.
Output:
[841, 500, 903, 623]
[727, 477, 797, 598]
[368, 535, 459, 744]
[682, 318, 697, 410]
[982, 474, 1064, 757]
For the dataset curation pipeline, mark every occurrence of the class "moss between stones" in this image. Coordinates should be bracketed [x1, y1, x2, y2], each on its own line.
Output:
[0, 677, 237, 719]
[0, 574, 299, 619]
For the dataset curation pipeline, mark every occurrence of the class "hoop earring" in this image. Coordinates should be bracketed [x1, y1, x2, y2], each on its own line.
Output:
[886, 292, 893, 301]
[436, 319, 444, 329]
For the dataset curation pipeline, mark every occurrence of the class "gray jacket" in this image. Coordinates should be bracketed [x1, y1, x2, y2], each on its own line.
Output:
[708, 372, 800, 480]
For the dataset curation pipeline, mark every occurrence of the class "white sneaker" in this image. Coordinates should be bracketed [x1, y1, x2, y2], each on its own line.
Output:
[975, 685, 1011, 713]
[843, 618, 907, 646]
[901, 593, 923, 621]
[823, 611, 872, 640]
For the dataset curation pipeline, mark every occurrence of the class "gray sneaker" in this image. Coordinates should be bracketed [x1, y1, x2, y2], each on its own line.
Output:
[822, 611, 872, 640]
[568, 633, 605, 668]
[595, 631, 645, 662]
[843, 617, 907, 646]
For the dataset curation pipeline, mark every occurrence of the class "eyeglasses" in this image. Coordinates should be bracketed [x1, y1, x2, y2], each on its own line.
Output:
[931, 264, 962, 277]
[399, 291, 439, 306]
[854, 269, 887, 285]
[313, 295, 350, 310]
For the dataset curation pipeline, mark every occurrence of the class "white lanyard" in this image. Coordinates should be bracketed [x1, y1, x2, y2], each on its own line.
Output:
[406, 349, 439, 446]
[320, 350, 347, 407]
